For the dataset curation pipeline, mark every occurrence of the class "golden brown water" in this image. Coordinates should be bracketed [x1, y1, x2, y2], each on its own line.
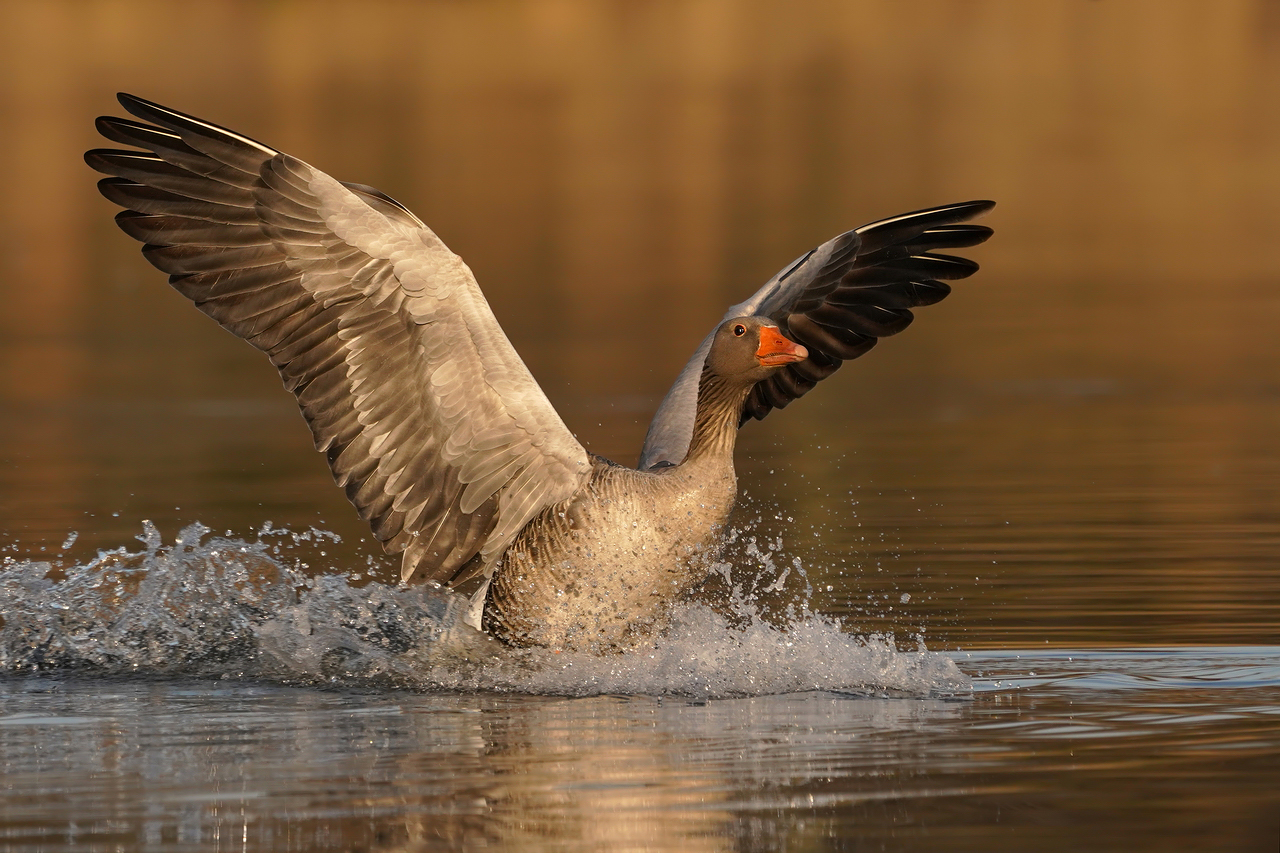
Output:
[0, 2, 1278, 850]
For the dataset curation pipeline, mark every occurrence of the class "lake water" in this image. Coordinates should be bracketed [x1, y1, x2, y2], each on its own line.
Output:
[2, 1, 1279, 850]
[0, 648, 1276, 852]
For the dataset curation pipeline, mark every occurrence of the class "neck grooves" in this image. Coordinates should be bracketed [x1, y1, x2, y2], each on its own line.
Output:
[684, 368, 750, 463]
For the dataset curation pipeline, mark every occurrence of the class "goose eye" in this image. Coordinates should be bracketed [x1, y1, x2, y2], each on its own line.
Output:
[732, 324, 746, 337]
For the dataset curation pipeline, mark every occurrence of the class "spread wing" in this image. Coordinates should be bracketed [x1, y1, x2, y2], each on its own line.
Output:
[639, 200, 994, 469]
[86, 94, 590, 587]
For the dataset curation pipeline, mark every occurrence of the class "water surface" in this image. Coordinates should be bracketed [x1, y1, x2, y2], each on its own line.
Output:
[1, 648, 1276, 852]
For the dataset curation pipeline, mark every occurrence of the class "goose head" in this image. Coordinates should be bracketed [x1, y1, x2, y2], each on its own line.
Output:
[705, 316, 808, 385]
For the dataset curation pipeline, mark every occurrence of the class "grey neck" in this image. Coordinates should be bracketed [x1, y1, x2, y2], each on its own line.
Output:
[683, 367, 751, 465]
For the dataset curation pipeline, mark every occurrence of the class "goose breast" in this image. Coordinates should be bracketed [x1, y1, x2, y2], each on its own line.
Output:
[484, 453, 738, 649]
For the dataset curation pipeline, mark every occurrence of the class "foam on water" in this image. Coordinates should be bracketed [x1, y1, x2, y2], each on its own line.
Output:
[0, 523, 968, 699]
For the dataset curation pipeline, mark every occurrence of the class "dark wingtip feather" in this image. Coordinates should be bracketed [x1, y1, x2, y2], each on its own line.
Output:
[95, 115, 123, 139]
[924, 199, 995, 220]
[959, 199, 996, 216]
[84, 147, 155, 174]
[918, 224, 994, 249]
[856, 200, 996, 255]
[95, 115, 182, 150]
[117, 92, 176, 121]
[115, 93, 277, 157]
[84, 147, 118, 171]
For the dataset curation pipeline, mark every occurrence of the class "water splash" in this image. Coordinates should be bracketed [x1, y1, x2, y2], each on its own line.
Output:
[0, 523, 969, 699]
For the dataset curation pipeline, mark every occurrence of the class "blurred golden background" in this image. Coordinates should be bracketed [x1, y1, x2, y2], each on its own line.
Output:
[1, 0, 1277, 645]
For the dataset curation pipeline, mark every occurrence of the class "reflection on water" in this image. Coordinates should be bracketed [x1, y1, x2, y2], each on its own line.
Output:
[2, 0, 1280, 850]
[1, 650, 1277, 853]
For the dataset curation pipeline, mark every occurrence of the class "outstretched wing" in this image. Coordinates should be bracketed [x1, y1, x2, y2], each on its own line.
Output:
[639, 200, 994, 469]
[86, 94, 590, 587]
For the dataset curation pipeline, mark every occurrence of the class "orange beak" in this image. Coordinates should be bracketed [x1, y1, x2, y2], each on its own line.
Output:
[755, 326, 808, 366]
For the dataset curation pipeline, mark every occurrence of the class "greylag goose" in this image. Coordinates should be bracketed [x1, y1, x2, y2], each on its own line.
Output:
[86, 94, 993, 650]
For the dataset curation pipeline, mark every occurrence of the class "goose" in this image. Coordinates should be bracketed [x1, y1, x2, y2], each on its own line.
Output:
[86, 94, 993, 650]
